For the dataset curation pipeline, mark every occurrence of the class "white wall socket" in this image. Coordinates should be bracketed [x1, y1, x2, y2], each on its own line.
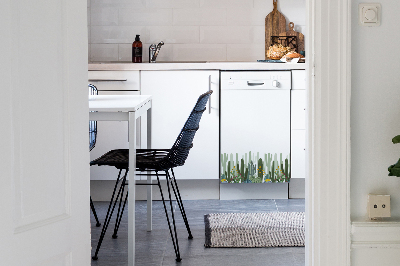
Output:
[368, 194, 391, 219]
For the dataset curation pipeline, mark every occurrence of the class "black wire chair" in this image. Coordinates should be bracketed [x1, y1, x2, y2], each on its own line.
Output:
[90, 90, 213, 262]
[89, 84, 101, 227]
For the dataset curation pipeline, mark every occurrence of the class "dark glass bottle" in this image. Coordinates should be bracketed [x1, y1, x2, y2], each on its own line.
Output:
[132, 35, 142, 63]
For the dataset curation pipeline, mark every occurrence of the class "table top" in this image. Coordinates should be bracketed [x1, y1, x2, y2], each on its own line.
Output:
[89, 95, 152, 112]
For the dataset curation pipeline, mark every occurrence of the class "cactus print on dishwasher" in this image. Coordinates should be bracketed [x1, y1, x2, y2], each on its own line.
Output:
[220, 151, 290, 183]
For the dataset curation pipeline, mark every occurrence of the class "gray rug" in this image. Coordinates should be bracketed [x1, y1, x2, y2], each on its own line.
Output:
[204, 212, 305, 248]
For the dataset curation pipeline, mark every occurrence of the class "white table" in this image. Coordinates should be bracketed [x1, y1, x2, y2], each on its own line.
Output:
[89, 94, 152, 266]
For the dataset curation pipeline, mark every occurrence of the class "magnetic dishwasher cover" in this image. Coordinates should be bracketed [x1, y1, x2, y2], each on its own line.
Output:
[220, 71, 291, 199]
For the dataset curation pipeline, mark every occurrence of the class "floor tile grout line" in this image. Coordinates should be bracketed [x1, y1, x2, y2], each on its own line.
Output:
[273, 199, 279, 211]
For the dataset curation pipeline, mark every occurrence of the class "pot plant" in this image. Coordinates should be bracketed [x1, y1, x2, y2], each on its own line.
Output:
[388, 135, 400, 176]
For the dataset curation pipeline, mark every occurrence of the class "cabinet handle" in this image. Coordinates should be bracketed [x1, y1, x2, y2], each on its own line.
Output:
[208, 75, 212, 114]
[247, 81, 264, 86]
[88, 79, 127, 82]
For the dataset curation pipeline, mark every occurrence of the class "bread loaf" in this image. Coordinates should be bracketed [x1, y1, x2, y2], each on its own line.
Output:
[283, 52, 304, 59]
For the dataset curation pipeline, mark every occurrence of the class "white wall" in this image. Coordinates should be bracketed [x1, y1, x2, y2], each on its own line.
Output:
[351, 1, 400, 264]
[87, 0, 305, 62]
[351, 0, 400, 220]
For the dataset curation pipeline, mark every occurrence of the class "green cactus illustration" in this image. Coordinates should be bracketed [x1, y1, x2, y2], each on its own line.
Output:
[221, 151, 290, 183]
[240, 158, 246, 182]
[221, 153, 228, 176]
[248, 161, 256, 177]
[227, 161, 231, 182]
[257, 158, 264, 179]
[270, 161, 275, 182]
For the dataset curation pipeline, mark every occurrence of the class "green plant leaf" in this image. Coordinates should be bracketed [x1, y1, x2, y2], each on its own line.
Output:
[392, 135, 400, 144]
[388, 159, 400, 177]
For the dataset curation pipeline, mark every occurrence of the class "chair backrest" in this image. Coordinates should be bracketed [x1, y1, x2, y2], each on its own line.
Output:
[163, 90, 213, 169]
[89, 84, 98, 151]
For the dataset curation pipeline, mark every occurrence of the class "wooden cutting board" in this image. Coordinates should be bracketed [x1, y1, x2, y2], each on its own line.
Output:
[265, 0, 286, 59]
[279, 22, 304, 52]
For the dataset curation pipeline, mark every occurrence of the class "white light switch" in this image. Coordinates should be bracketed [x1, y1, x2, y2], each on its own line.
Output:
[359, 3, 381, 26]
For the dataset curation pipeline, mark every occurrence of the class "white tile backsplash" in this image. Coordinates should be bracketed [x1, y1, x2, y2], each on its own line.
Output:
[147, 26, 199, 44]
[173, 8, 226, 26]
[227, 8, 267, 26]
[145, 0, 199, 9]
[224, 0, 254, 8]
[88, 0, 305, 62]
[227, 43, 264, 61]
[201, 0, 253, 9]
[119, 8, 173, 26]
[279, 1, 306, 24]
[91, 0, 146, 8]
[91, 26, 146, 43]
[91, 44, 119, 61]
[173, 44, 226, 61]
[118, 43, 132, 61]
[200, 26, 252, 44]
[199, 0, 228, 9]
[91, 7, 118, 26]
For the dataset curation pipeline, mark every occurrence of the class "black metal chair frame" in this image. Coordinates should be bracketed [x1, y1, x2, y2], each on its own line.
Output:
[90, 90, 213, 262]
[89, 84, 101, 227]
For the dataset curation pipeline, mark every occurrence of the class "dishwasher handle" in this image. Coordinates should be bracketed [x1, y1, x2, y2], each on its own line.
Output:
[247, 81, 265, 86]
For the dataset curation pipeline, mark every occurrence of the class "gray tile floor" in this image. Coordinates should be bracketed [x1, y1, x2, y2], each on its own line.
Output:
[91, 199, 305, 266]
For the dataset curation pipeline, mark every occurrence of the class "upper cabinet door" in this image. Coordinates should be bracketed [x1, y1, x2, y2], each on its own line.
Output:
[0, 0, 90, 265]
[141, 70, 219, 180]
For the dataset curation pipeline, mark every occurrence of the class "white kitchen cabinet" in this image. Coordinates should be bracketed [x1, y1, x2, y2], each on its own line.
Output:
[141, 70, 219, 180]
[88, 71, 140, 91]
[88, 71, 141, 180]
[291, 130, 306, 179]
[292, 70, 306, 90]
[291, 90, 306, 130]
[290, 70, 306, 179]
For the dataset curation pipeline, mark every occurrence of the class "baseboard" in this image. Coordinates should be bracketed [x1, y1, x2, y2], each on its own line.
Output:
[289, 178, 305, 198]
[91, 178, 305, 201]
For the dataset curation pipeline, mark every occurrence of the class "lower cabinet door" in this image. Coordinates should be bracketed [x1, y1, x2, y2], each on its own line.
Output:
[141, 70, 219, 180]
[291, 90, 306, 130]
[291, 129, 306, 179]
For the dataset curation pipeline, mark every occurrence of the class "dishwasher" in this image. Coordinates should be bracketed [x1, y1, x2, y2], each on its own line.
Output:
[220, 71, 291, 199]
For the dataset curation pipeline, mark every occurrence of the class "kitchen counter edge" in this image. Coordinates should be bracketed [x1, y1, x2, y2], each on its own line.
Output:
[89, 62, 306, 71]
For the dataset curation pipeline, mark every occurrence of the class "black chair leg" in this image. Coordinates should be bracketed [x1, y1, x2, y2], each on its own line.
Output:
[112, 179, 128, 239]
[92, 169, 128, 261]
[90, 196, 101, 227]
[169, 169, 193, 239]
[156, 171, 182, 262]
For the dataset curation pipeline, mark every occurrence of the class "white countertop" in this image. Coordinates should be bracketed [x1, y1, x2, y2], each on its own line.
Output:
[89, 62, 306, 71]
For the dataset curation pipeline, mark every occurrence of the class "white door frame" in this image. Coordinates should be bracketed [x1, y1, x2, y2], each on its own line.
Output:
[306, 0, 351, 265]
